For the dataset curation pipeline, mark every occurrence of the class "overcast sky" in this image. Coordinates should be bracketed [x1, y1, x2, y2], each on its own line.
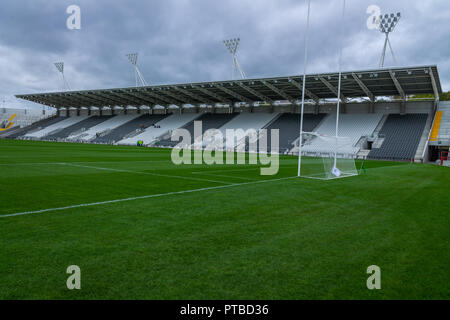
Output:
[1, 0, 449, 109]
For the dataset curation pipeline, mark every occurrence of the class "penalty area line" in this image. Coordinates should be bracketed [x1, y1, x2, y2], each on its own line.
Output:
[0, 176, 298, 219]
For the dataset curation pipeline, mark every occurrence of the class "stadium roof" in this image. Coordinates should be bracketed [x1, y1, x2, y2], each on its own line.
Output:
[16, 65, 442, 109]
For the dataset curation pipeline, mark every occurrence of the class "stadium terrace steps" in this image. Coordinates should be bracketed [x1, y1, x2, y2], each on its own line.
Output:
[158, 113, 240, 148]
[199, 112, 280, 150]
[117, 113, 201, 145]
[433, 102, 450, 145]
[217, 112, 280, 135]
[264, 113, 326, 153]
[67, 114, 142, 142]
[44, 116, 114, 140]
[25, 116, 89, 139]
[368, 114, 429, 161]
[302, 113, 384, 156]
[414, 112, 434, 161]
[93, 114, 169, 144]
[6, 116, 66, 139]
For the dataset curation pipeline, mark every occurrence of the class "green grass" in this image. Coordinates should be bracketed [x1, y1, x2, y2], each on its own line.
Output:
[0, 139, 449, 299]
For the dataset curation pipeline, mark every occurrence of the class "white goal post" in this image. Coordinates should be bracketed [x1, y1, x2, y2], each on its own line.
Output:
[297, 132, 358, 180]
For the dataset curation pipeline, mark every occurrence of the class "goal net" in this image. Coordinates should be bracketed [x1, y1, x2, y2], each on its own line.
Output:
[298, 132, 358, 180]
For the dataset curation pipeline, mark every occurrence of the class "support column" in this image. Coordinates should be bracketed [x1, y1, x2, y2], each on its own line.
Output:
[124, 107, 128, 115]
[137, 107, 141, 114]
[99, 108, 103, 116]
[76, 108, 81, 116]
[88, 107, 91, 116]
[400, 100, 406, 115]
[369, 101, 375, 114]
[314, 104, 320, 115]
[56, 108, 61, 117]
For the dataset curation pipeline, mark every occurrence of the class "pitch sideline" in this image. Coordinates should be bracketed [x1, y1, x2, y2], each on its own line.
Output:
[0, 176, 298, 218]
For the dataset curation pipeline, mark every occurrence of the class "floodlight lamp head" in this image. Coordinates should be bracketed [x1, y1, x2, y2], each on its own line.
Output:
[378, 12, 401, 34]
[54, 62, 64, 73]
[223, 38, 240, 55]
[126, 53, 138, 66]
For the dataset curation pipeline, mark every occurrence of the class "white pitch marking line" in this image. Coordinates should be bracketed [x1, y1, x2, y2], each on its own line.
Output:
[192, 172, 258, 181]
[0, 160, 172, 166]
[191, 167, 259, 174]
[0, 176, 298, 218]
[60, 163, 233, 185]
[191, 164, 299, 175]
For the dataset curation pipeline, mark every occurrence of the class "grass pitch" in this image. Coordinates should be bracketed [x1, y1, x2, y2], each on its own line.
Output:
[0, 139, 449, 299]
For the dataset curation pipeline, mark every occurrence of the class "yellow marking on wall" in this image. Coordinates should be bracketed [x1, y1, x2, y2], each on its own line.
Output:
[430, 111, 443, 142]
[0, 113, 17, 132]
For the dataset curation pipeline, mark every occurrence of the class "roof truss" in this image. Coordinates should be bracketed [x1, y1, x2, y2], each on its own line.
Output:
[15, 65, 442, 109]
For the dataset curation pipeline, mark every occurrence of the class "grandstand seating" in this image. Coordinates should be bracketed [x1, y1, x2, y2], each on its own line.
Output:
[434, 102, 450, 145]
[118, 113, 201, 145]
[368, 114, 429, 161]
[158, 113, 239, 147]
[1, 109, 437, 162]
[2, 116, 65, 138]
[67, 114, 142, 142]
[44, 116, 114, 140]
[264, 113, 326, 153]
[25, 116, 89, 139]
[302, 113, 384, 155]
[202, 112, 279, 150]
[93, 114, 169, 144]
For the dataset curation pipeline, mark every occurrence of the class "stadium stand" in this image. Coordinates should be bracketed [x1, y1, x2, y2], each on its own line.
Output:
[264, 113, 326, 153]
[430, 111, 443, 142]
[66, 114, 142, 142]
[158, 113, 239, 148]
[1, 115, 64, 138]
[301, 113, 384, 156]
[118, 113, 201, 145]
[93, 114, 169, 144]
[368, 114, 429, 161]
[434, 102, 450, 145]
[24, 116, 89, 139]
[45, 116, 114, 140]
[1, 107, 52, 128]
[8, 66, 444, 162]
[204, 112, 279, 150]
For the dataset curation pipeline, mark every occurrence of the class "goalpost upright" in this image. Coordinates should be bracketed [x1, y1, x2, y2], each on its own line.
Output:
[334, 0, 346, 170]
[297, 0, 311, 177]
[298, 0, 358, 180]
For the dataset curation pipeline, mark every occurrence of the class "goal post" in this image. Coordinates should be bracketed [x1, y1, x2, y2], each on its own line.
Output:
[298, 133, 358, 180]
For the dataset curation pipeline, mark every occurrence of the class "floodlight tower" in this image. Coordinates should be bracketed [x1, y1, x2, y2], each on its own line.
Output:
[378, 12, 401, 68]
[223, 38, 246, 80]
[54, 62, 71, 91]
[126, 53, 148, 87]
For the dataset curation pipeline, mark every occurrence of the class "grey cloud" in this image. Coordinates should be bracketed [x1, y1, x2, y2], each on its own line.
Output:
[0, 0, 448, 109]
